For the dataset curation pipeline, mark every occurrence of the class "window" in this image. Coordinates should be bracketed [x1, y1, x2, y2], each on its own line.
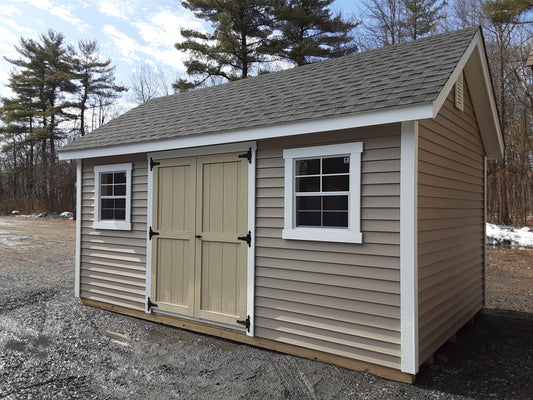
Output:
[93, 163, 132, 230]
[282, 143, 363, 243]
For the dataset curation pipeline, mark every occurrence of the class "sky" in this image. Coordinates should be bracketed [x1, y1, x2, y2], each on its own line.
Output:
[0, 0, 359, 106]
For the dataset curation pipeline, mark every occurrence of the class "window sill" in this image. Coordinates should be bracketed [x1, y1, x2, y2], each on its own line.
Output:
[93, 221, 132, 231]
[282, 228, 362, 244]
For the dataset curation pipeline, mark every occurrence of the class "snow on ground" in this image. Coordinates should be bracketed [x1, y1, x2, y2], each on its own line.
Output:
[10, 212, 73, 220]
[486, 224, 533, 248]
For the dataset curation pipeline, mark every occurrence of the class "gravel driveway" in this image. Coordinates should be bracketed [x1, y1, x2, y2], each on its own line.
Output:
[0, 216, 532, 399]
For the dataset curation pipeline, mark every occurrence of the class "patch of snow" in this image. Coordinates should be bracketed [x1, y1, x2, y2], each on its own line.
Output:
[486, 223, 533, 248]
[0, 234, 32, 247]
[11, 210, 20, 215]
[59, 211, 73, 219]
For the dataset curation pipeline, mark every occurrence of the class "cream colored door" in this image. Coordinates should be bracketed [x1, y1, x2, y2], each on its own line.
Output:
[195, 153, 248, 327]
[151, 152, 248, 328]
[151, 157, 196, 316]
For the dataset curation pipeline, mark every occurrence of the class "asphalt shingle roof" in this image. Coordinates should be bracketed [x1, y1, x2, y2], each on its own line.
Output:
[62, 27, 478, 153]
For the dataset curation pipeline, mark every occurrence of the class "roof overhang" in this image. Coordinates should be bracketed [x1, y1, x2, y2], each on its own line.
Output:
[59, 102, 434, 160]
[432, 29, 503, 160]
[60, 28, 503, 161]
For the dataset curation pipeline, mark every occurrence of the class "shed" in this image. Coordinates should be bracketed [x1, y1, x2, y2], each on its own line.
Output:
[59, 27, 502, 383]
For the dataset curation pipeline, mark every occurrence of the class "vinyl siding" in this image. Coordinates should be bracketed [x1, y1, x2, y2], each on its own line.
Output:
[80, 154, 147, 311]
[417, 77, 485, 364]
[255, 126, 402, 369]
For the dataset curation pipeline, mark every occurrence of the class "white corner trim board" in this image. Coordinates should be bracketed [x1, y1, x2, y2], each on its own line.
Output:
[75, 159, 82, 298]
[400, 121, 419, 375]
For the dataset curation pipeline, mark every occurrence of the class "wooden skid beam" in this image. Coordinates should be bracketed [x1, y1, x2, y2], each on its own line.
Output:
[81, 298, 415, 384]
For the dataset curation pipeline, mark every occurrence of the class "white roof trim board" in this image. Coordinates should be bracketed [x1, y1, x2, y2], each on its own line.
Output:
[60, 27, 502, 161]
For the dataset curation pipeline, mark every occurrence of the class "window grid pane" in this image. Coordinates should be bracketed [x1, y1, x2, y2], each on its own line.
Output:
[294, 155, 350, 228]
[100, 171, 127, 221]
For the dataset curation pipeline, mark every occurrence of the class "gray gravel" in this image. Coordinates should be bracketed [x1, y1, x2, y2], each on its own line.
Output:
[0, 216, 532, 399]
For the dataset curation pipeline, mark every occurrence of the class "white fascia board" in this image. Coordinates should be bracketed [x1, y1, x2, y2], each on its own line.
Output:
[433, 30, 503, 159]
[433, 33, 481, 117]
[58, 103, 433, 161]
[400, 121, 419, 375]
[469, 39, 504, 159]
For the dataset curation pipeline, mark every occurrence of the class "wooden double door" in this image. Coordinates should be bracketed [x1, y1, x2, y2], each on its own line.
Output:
[150, 153, 248, 327]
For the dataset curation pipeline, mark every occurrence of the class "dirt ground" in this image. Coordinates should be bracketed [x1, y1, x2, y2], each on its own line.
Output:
[0, 216, 532, 399]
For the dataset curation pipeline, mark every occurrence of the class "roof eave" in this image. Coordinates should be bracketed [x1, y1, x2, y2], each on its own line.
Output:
[59, 102, 434, 160]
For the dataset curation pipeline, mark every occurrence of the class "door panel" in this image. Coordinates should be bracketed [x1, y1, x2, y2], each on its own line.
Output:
[195, 154, 248, 326]
[151, 158, 195, 315]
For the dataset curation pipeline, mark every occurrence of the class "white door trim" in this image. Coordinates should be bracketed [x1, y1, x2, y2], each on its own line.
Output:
[145, 141, 257, 337]
[400, 121, 419, 374]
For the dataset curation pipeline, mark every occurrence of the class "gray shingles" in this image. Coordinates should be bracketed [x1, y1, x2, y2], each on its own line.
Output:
[61, 27, 478, 153]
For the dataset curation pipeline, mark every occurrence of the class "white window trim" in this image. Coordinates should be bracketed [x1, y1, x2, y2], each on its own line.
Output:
[282, 142, 363, 244]
[93, 163, 132, 230]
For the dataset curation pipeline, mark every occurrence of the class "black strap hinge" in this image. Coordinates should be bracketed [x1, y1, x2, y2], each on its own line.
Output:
[149, 227, 159, 240]
[147, 297, 158, 311]
[238, 147, 252, 164]
[237, 315, 250, 332]
[150, 158, 160, 171]
[237, 231, 252, 247]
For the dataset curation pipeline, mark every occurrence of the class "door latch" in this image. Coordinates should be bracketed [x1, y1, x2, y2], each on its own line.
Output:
[237, 231, 252, 247]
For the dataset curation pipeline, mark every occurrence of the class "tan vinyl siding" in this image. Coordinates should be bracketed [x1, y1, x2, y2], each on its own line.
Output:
[255, 125, 402, 369]
[80, 154, 147, 311]
[417, 77, 485, 364]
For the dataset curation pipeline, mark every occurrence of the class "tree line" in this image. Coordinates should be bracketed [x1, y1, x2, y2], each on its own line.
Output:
[1, 0, 532, 226]
[0, 31, 126, 212]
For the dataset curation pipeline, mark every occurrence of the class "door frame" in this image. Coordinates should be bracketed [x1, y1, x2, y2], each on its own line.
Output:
[145, 141, 257, 337]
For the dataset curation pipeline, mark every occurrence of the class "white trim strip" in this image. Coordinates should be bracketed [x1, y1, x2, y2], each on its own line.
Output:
[149, 141, 257, 160]
[74, 159, 82, 298]
[145, 156, 154, 313]
[400, 121, 419, 374]
[483, 156, 487, 306]
[59, 103, 433, 160]
[433, 34, 479, 117]
[246, 143, 257, 337]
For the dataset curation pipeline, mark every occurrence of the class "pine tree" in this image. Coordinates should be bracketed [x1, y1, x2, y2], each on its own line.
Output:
[271, 0, 358, 66]
[484, 0, 533, 24]
[174, 0, 275, 90]
[401, 0, 444, 40]
[74, 40, 126, 136]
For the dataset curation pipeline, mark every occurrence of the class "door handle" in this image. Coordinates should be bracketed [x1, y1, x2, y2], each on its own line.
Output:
[195, 235, 202, 239]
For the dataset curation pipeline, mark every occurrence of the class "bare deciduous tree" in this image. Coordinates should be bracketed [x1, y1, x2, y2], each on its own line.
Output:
[129, 63, 173, 104]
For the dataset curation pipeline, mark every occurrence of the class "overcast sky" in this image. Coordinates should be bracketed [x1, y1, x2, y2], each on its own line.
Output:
[0, 0, 359, 104]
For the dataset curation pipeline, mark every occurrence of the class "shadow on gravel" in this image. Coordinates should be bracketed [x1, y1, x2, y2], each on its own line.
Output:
[416, 308, 533, 399]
